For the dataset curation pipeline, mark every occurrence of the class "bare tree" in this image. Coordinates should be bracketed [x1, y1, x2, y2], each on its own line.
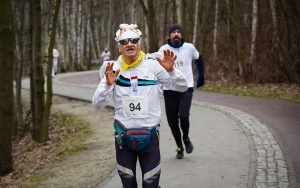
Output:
[192, 0, 199, 45]
[107, 0, 114, 50]
[176, 0, 183, 24]
[199, 1, 206, 53]
[31, 0, 45, 141]
[12, 0, 30, 135]
[41, 0, 61, 142]
[41, 1, 51, 56]
[247, 0, 258, 79]
[213, 0, 219, 60]
[269, 0, 281, 61]
[130, 0, 137, 23]
[232, 0, 243, 77]
[0, 0, 14, 176]
[139, 0, 159, 52]
[88, 1, 97, 60]
[270, 0, 300, 83]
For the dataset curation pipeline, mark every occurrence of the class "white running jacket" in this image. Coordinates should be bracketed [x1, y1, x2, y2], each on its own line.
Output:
[92, 55, 188, 129]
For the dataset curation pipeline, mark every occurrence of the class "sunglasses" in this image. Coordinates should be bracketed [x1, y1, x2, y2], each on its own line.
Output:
[119, 38, 140, 45]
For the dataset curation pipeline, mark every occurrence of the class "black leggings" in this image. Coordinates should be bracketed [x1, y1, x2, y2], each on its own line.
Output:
[115, 133, 161, 188]
[164, 90, 193, 149]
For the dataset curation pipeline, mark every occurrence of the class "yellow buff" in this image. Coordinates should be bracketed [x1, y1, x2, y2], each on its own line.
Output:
[120, 50, 146, 71]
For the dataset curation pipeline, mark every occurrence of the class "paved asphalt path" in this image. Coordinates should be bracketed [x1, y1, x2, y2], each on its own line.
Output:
[192, 90, 300, 187]
[55, 70, 300, 187]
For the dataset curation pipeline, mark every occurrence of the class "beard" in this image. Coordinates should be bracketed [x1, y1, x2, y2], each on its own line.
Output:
[171, 37, 181, 46]
[173, 40, 180, 45]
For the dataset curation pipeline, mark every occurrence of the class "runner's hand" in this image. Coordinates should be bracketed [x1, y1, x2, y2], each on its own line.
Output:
[156, 49, 177, 72]
[105, 62, 120, 86]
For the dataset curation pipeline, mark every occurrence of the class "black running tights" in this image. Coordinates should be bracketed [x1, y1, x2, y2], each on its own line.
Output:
[164, 90, 193, 149]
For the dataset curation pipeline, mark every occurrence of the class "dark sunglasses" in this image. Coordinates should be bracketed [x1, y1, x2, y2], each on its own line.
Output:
[119, 38, 140, 45]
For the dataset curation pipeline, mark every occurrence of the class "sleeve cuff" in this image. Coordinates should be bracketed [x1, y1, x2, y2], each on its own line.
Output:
[168, 69, 176, 76]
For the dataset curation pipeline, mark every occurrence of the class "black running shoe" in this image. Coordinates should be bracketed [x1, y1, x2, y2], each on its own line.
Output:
[184, 138, 194, 154]
[176, 148, 184, 159]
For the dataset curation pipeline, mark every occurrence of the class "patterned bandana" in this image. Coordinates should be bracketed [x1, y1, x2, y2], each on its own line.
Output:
[120, 50, 146, 71]
[115, 24, 142, 42]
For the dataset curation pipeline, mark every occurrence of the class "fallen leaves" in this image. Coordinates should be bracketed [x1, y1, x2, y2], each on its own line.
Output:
[0, 97, 91, 188]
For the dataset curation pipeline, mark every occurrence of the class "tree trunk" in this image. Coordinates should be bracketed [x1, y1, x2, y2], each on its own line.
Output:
[171, 0, 176, 23]
[88, 14, 97, 61]
[32, 0, 46, 142]
[12, 0, 28, 135]
[200, 1, 206, 53]
[29, 0, 36, 138]
[248, 0, 258, 80]
[69, 0, 76, 71]
[213, 0, 219, 60]
[232, 0, 243, 77]
[139, 0, 159, 53]
[176, 0, 183, 24]
[41, 0, 61, 142]
[107, 0, 114, 50]
[192, 0, 199, 45]
[41, 0, 50, 56]
[269, 0, 283, 64]
[226, 0, 233, 63]
[130, 0, 137, 23]
[61, 1, 70, 71]
[0, 0, 14, 176]
[76, 0, 82, 70]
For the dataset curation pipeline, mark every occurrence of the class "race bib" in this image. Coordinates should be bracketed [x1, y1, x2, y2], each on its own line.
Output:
[174, 57, 188, 73]
[122, 96, 148, 118]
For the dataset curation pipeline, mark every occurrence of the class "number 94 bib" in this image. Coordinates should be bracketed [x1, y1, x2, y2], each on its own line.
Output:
[122, 96, 148, 118]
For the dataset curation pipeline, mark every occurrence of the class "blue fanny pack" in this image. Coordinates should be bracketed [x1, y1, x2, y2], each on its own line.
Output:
[113, 120, 157, 151]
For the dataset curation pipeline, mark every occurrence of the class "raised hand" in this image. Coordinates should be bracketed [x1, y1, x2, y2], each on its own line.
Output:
[105, 62, 120, 86]
[156, 49, 177, 72]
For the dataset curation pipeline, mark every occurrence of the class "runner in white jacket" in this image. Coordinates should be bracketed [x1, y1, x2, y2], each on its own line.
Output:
[158, 23, 204, 159]
[92, 23, 188, 188]
[52, 49, 59, 77]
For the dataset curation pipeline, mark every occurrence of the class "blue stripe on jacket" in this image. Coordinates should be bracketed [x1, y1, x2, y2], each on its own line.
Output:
[116, 75, 159, 87]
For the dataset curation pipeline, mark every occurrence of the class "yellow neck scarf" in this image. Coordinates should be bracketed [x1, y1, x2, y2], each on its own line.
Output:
[120, 50, 146, 71]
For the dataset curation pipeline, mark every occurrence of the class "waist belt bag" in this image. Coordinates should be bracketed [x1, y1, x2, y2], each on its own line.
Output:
[113, 120, 154, 151]
[125, 128, 151, 151]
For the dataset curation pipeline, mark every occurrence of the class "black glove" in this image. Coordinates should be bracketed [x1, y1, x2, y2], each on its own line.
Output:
[195, 56, 204, 88]
[197, 76, 204, 88]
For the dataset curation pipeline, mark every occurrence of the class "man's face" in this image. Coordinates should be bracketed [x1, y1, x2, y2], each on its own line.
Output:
[118, 38, 141, 61]
[170, 29, 182, 44]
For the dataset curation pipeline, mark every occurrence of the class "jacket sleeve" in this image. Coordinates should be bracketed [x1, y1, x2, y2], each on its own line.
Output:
[194, 55, 204, 88]
[92, 79, 114, 109]
[155, 63, 188, 92]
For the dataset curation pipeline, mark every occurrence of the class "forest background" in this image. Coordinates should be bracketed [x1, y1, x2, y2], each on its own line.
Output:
[0, 0, 300, 184]
[13, 0, 300, 83]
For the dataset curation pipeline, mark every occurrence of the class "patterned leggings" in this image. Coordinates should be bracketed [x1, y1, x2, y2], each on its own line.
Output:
[115, 132, 161, 188]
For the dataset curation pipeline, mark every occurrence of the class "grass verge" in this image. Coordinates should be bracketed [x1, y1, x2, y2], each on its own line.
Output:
[201, 82, 300, 103]
[2, 111, 93, 188]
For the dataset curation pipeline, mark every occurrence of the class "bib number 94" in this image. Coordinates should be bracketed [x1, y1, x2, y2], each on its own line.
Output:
[129, 102, 141, 111]
[122, 96, 148, 118]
